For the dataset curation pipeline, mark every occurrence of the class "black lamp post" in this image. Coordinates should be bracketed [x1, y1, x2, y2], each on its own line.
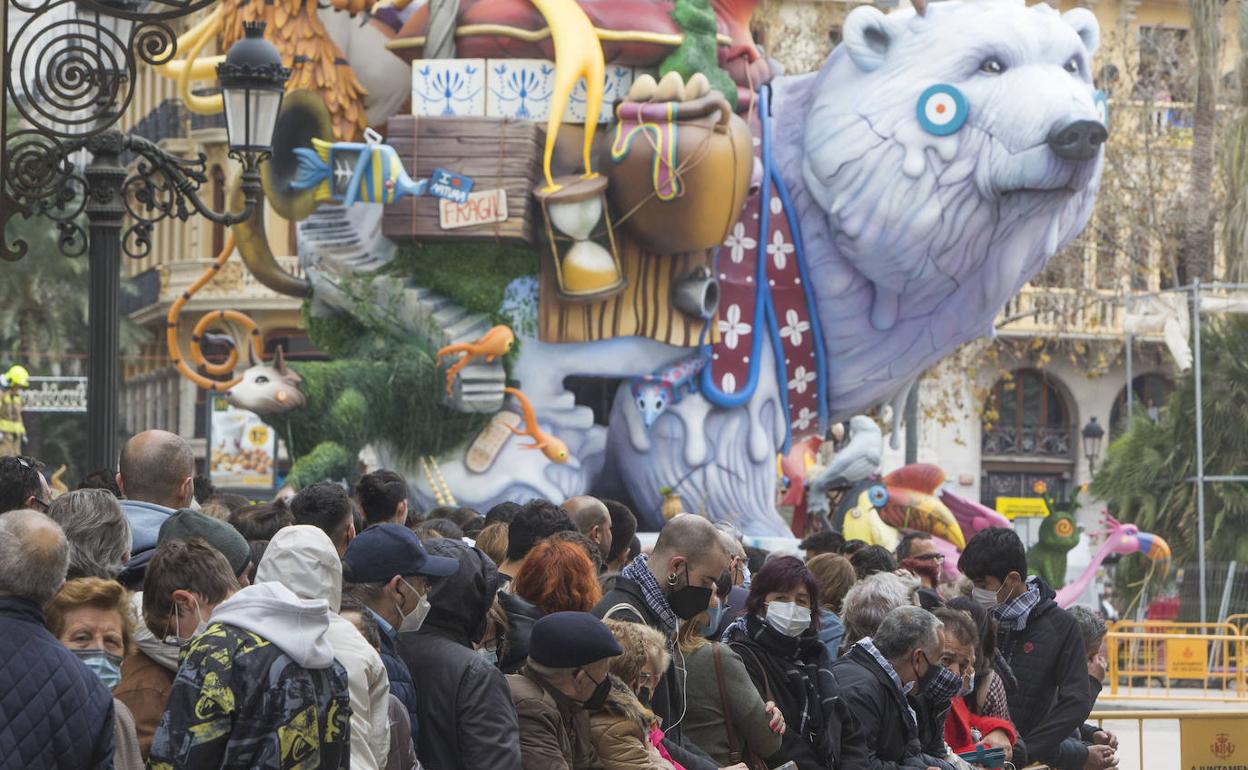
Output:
[2, 0, 289, 471]
[1082, 416, 1105, 479]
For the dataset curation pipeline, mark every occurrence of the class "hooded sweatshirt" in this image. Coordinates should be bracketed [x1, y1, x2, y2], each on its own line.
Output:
[146, 582, 352, 769]
[257, 525, 391, 770]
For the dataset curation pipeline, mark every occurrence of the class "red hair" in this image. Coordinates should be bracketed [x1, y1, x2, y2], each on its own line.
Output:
[512, 538, 602, 614]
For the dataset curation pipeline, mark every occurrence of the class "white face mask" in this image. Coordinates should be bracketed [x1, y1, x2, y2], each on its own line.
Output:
[971, 586, 1000, 611]
[764, 601, 811, 637]
[164, 597, 209, 646]
[397, 580, 431, 634]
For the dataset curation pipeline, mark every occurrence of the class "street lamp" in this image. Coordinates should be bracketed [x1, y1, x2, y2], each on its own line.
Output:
[1082, 416, 1105, 478]
[1, 1, 289, 471]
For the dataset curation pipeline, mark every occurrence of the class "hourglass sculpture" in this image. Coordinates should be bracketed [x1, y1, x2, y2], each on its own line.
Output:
[535, 176, 626, 301]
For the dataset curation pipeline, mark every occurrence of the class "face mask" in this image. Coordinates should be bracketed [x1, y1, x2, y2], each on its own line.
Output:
[699, 602, 724, 637]
[479, 645, 499, 666]
[667, 563, 713, 621]
[397, 580, 431, 634]
[971, 586, 1000, 611]
[741, 563, 751, 588]
[164, 597, 208, 647]
[764, 601, 811, 637]
[959, 672, 976, 698]
[579, 670, 612, 711]
[73, 648, 123, 689]
[924, 663, 963, 702]
[637, 685, 653, 706]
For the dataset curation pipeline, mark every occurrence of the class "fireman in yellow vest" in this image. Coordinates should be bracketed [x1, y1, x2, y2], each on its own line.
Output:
[0, 366, 29, 456]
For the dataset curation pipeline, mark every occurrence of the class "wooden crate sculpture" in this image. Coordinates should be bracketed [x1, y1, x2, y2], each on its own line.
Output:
[382, 115, 544, 243]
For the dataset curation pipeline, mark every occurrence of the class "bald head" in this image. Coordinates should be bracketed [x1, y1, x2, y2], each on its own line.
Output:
[650, 514, 730, 591]
[0, 510, 69, 604]
[118, 430, 195, 509]
[564, 496, 612, 556]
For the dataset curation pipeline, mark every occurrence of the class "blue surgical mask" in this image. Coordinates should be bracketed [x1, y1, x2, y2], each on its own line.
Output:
[959, 671, 976, 698]
[741, 563, 752, 588]
[700, 602, 724, 637]
[478, 645, 499, 666]
[73, 648, 123, 689]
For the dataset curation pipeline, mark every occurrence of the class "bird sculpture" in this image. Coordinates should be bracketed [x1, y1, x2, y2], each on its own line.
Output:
[807, 415, 883, 525]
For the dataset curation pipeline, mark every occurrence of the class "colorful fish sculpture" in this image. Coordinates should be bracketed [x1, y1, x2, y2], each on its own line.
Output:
[291, 134, 427, 206]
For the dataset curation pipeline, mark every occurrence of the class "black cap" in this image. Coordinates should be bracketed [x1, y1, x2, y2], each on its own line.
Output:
[529, 611, 623, 668]
[341, 523, 459, 583]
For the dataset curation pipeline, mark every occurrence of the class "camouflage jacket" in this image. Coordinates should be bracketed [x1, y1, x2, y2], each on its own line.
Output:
[148, 622, 352, 770]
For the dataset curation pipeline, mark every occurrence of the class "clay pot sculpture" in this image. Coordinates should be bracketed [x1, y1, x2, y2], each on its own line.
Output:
[604, 76, 753, 256]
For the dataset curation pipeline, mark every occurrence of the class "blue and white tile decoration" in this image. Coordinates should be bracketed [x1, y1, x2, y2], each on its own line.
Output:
[486, 60, 555, 120]
[411, 59, 487, 117]
[564, 65, 635, 124]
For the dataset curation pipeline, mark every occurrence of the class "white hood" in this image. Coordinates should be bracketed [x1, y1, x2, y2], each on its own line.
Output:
[256, 524, 343, 612]
[129, 591, 181, 672]
[211, 581, 336, 669]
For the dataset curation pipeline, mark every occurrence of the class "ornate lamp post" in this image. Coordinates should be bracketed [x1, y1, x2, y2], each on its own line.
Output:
[1082, 416, 1105, 479]
[2, 0, 288, 471]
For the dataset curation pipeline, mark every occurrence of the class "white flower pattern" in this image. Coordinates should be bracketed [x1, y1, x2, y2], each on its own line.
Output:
[721, 372, 737, 393]
[723, 222, 757, 264]
[767, 230, 794, 270]
[779, 309, 811, 347]
[788, 365, 816, 394]
[793, 407, 816, 431]
[718, 304, 751, 350]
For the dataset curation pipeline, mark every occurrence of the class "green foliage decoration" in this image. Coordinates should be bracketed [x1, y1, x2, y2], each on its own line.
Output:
[388, 241, 538, 326]
[1093, 317, 1248, 570]
[660, 0, 738, 103]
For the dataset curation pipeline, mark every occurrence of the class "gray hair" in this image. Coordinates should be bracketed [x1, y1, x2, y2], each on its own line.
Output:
[842, 572, 918, 643]
[873, 605, 943, 661]
[1068, 605, 1108, 655]
[46, 489, 131, 580]
[0, 510, 69, 604]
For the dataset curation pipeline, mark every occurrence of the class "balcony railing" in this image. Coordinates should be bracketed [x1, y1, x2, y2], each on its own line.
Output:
[125, 257, 305, 316]
[981, 426, 1074, 459]
[121, 99, 188, 164]
[996, 287, 1134, 338]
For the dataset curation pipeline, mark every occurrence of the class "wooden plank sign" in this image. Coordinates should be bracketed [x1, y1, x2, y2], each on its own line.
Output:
[440, 189, 509, 230]
[382, 115, 542, 243]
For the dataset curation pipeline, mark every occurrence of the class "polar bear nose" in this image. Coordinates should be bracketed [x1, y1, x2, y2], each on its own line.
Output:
[1047, 119, 1108, 161]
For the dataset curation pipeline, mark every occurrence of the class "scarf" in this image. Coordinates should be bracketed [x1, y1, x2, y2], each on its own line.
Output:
[726, 613, 843, 767]
[993, 576, 1042, 631]
[621, 554, 678, 636]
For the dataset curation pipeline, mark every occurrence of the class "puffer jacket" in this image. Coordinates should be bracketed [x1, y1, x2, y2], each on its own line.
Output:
[508, 666, 597, 770]
[377, 620, 422, 748]
[995, 578, 1092, 767]
[257, 525, 391, 770]
[398, 538, 521, 770]
[0, 596, 115, 769]
[589, 677, 676, 770]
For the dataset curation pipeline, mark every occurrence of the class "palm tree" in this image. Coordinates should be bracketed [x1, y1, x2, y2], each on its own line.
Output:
[1092, 316, 1248, 566]
[1179, 0, 1225, 281]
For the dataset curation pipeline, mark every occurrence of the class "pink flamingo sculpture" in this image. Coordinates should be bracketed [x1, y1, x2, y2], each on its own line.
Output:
[1055, 512, 1171, 608]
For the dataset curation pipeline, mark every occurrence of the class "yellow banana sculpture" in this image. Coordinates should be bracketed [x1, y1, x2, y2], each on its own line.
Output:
[527, 0, 605, 190]
[880, 488, 966, 550]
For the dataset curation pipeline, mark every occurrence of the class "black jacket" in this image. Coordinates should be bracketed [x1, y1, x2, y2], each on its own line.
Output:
[593, 577, 717, 770]
[398, 539, 522, 770]
[829, 644, 930, 770]
[0, 596, 116, 770]
[498, 590, 543, 674]
[995, 578, 1093, 767]
[1043, 675, 1105, 770]
[378, 625, 421, 750]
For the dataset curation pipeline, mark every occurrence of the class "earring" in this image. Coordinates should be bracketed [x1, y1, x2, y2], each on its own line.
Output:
[916, 83, 968, 136]
[668, 573, 677, 586]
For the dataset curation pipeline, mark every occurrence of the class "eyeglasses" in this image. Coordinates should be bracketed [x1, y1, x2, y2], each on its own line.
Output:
[911, 553, 945, 562]
[636, 671, 659, 685]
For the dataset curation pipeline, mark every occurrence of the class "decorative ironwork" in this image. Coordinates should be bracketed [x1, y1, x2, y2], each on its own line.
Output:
[981, 425, 1074, 459]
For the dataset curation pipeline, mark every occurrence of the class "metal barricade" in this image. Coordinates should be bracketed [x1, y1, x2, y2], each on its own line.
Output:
[1078, 709, 1248, 770]
[1105, 625, 1248, 701]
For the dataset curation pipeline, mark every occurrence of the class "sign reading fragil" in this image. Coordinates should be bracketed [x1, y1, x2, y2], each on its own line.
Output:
[21, 377, 88, 413]
[439, 189, 509, 230]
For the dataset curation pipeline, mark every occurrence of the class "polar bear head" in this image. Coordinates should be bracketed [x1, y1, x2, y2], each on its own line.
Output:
[800, 0, 1105, 332]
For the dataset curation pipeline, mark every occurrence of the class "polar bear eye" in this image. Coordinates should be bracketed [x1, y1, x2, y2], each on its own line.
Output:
[979, 57, 1005, 74]
[1064, 57, 1080, 74]
[254, 375, 269, 385]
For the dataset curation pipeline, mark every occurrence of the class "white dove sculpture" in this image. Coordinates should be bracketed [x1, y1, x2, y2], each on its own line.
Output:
[806, 415, 884, 520]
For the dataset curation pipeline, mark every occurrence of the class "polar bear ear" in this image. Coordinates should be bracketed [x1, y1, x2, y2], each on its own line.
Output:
[843, 6, 900, 73]
[1062, 8, 1100, 57]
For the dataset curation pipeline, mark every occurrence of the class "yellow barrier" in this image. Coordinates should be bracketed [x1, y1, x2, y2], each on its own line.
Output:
[1081, 709, 1248, 770]
[1105, 627, 1248, 701]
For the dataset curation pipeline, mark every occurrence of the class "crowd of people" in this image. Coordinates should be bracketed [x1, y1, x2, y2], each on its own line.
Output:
[0, 431, 1120, 770]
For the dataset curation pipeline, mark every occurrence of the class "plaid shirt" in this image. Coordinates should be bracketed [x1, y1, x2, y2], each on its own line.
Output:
[619, 554, 679, 636]
[854, 637, 917, 729]
[993, 576, 1042, 631]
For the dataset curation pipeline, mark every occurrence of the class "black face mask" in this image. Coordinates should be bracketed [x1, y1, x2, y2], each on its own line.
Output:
[668, 563, 713, 620]
[637, 685, 653, 707]
[580, 671, 612, 711]
[914, 651, 941, 695]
